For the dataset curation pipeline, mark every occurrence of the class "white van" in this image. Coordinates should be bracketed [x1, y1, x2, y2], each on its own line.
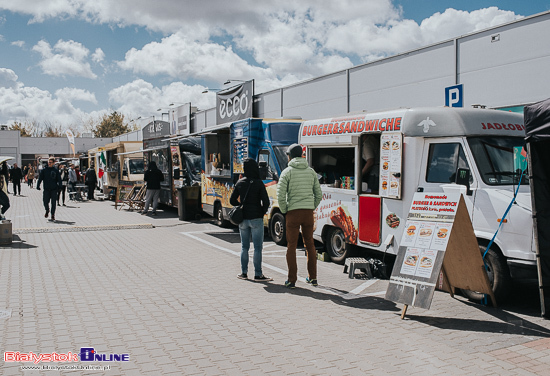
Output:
[300, 107, 532, 300]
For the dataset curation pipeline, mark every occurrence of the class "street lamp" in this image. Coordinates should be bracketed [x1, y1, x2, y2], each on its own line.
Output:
[156, 108, 170, 120]
[202, 88, 222, 94]
[224, 79, 246, 85]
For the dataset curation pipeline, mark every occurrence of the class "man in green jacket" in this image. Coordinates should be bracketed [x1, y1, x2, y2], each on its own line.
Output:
[277, 144, 322, 288]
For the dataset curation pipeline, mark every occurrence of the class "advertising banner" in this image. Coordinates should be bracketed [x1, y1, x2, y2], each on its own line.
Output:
[216, 81, 253, 125]
[170, 103, 191, 136]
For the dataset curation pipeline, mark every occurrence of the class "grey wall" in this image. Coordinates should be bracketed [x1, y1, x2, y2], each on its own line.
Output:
[457, 14, 550, 108]
[19, 137, 112, 155]
[349, 41, 455, 112]
[112, 129, 143, 142]
[0, 130, 20, 164]
[281, 71, 348, 119]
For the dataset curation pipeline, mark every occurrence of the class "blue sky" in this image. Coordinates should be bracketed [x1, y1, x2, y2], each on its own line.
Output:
[0, 1, 548, 133]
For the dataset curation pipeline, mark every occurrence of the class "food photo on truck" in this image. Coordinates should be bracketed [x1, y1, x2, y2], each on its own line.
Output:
[299, 106, 532, 302]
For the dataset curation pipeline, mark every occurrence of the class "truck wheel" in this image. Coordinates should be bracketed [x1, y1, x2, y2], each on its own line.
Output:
[214, 203, 228, 227]
[460, 244, 511, 303]
[270, 212, 287, 246]
[325, 227, 351, 265]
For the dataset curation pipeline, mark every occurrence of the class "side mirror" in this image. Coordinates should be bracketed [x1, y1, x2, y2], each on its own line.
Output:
[455, 168, 472, 196]
[173, 168, 181, 180]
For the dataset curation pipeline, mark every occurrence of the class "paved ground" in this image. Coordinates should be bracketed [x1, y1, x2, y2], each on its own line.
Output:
[1, 184, 550, 375]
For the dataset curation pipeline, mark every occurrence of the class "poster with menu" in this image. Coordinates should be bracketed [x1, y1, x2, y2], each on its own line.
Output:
[379, 132, 402, 199]
[385, 192, 461, 309]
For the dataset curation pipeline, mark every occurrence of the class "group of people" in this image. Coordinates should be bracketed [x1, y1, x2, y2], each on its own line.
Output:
[230, 143, 322, 288]
[0, 156, 99, 222]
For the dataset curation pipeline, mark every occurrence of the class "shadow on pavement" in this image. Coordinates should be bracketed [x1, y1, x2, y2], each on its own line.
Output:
[0, 235, 38, 249]
[262, 283, 401, 313]
[405, 310, 550, 337]
[51, 220, 76, 225]
[206, 232, 242, 244]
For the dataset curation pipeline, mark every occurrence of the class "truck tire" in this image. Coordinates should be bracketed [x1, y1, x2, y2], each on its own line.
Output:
[460, 244, 511, 304]
[214, 203, 229, 227]
[270, 212, 287, 246]
[325, 227, 352, 265]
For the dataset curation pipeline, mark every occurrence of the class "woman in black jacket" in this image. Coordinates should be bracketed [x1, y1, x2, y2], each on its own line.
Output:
[230, 158, 271, 281]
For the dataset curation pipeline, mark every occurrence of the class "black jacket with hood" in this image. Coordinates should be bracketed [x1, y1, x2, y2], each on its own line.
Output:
[144, 161, 164, 190]
[230, 159, 269, 220]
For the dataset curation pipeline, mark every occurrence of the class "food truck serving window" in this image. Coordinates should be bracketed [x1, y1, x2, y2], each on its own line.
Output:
[310, 147, 355, 189]
[150, 148, 170, 184]
[129, 159, 144, 174]
[205, 131, 231, 177]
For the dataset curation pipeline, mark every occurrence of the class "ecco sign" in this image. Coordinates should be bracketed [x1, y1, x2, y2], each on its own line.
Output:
[216, 81, 253, 124]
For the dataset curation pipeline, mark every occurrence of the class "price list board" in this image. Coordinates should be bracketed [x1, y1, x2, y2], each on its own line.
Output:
[385, 192, 460, 309]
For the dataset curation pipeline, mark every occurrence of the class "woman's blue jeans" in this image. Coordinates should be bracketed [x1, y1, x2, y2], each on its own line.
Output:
[239, 218, 264, 276]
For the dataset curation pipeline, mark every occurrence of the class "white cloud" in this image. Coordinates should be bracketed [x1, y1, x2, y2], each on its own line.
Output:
[108, 79, 215, 115]
[32, 39, 97, 78]
[0, 68, 20, 89]
[0, 70, 98, 131]
[419, 7, 519, 44]
[11, 40, 25, 48]
[116, 32, 297, 90]
[55, 88, 97, 104]
[91, 48, 105, 63]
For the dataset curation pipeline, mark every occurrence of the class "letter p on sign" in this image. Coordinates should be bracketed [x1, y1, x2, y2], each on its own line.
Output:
[445, 84, 463, 107]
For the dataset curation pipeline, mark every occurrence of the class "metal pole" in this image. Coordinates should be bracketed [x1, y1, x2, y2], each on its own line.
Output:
[527, 142, 546, 317]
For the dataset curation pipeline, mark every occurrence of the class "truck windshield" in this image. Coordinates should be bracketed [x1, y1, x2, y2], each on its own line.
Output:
[183, 152, 201, 176]
[128, 159, 144, 174]
[467, 137, 529, 186]
[273, 145, 290, 171]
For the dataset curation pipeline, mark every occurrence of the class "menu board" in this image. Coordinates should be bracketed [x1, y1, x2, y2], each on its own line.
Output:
[379, 132, 402, 199]
[385, 192, 461, 309]
[232, 138, 248, 174]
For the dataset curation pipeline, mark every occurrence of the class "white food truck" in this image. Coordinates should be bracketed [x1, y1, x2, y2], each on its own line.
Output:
[300, 107, 532, 300]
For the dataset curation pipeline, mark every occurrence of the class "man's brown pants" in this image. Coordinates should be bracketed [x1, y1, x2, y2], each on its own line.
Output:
[285, 209, 317, 283]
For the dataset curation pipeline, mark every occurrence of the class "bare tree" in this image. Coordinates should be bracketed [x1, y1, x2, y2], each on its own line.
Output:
[9, 121, 33, 137]
[43, 121, 64, 137]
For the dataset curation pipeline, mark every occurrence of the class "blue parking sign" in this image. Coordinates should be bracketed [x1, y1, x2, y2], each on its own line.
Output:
[445, 84, 463, 107]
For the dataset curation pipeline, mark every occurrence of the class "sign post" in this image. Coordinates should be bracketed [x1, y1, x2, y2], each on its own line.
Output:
[385, 192, 495, 318]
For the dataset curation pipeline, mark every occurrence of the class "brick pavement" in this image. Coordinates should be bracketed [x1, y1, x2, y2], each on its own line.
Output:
[1, 184, 550, 375]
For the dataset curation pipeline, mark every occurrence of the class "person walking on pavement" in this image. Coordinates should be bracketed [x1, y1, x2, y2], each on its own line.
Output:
[68, 163, 77, 198]
[36, 157, 62, 221]
[0, 172, 9, 220]
[58, 164, 69, 206]
[26, 164, 35, 188]
[10, 163, 23, 196]
[1, 161, 10, 194]
[84, 164, 97, 200]
[276, 144, 322, 289]
[141, 161, 163, 216]
[230, 158, 272, 282]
